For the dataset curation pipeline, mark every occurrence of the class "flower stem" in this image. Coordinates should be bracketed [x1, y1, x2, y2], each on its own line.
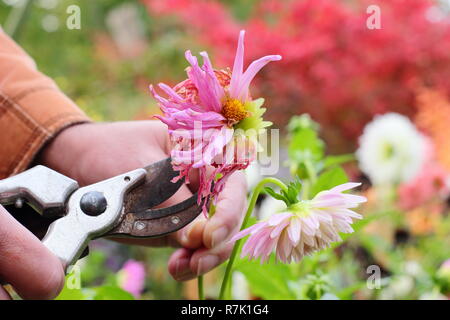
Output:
[218, 177, 289, 300]
[5, 0, 34, 39]
[198, 196, 216, 300]
[303, 159, 318, 199]
[198, 275, 204, 300]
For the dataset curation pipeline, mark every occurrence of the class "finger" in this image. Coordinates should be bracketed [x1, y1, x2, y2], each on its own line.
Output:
[168, 241, 235, 282]
[203, 171, 248, 249]
[0, 206, 65, 299]
[191, 242, 234, 277]
[0, 286, 11, 300]
[168, 248, 195, 281]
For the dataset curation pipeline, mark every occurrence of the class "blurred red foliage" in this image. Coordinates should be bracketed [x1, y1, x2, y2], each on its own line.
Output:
[142, 0, 450, 152]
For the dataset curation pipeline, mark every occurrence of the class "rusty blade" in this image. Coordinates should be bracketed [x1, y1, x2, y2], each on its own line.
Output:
[107, 157, 203, 238]
[107, 194, 203, 238]
[122, 157, 183, 214]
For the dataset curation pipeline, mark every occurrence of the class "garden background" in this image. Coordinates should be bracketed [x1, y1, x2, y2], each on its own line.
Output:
[1, 0, 449, 300]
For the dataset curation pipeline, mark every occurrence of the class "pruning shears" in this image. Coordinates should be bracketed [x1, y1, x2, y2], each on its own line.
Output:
[0, 158, 202, 270]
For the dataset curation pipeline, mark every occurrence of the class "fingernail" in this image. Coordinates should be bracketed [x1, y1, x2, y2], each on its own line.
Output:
[185, 220, 202, 240]
[175, 258, 191, 280]
[181, 223, 196, 244]
[186, 222, 197, 237]
[211, 226, 228, 248]
[197, 255, 219, 276]
[175, 259, 187, 275]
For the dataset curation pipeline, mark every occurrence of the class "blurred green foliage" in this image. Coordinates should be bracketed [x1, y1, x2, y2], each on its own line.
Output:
[0, 0, 203, 121]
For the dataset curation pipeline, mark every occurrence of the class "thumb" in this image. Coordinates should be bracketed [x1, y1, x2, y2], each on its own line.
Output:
[0, 205, 65, 299]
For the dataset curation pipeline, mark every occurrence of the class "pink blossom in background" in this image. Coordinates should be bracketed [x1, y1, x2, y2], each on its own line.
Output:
[230, 183, 366, 264]
[118, 260, 146, 298]
[398, 139, 450, 210]
[150, 30, 280, 212]
[441, 259, 450, 270]
[438, 259, 450, 280]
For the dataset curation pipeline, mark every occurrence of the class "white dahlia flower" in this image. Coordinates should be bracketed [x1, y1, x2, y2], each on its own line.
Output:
[356, 113, 426, 186]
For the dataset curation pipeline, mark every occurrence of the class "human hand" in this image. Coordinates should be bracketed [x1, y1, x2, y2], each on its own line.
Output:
[38, 121, 247, 281]
[0, 205, 65, 300]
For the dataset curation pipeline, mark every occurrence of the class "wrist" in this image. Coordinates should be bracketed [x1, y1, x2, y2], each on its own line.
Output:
[36, 122, 94, 180]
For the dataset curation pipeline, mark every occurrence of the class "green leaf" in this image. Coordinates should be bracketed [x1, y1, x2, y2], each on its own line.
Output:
[92, 286, 135, 300]
[288, 130, 324, 163]
[264, 179, 302, 206]
[264, 186, 286, 202]
[283, 179, 302, 205]
[235, 256, 297, 300]
[55, 285, 86, 300]
[287, 115, 325, 179]
[323, 154, 355, 168]
[287, 114, 320, 133]
[80, 249, 108, 284]
[311, 166, 348, 197]
[335, 282, 366, 300]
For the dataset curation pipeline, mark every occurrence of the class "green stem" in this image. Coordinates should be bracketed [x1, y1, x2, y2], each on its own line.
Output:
[303, 159, 318, 199]
[198, 275, 204, 300]
[5, 0, 34, 40]
[218, 177, 288, 300]
[197, 197, 217, 300]
[304, 159, 318, 184]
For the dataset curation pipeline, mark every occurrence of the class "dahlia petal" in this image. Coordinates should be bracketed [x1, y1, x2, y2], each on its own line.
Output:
[253, 229, 273, 257]
[302, 230, 316, 246]
[267, 211, 293, 226]
[245, 229, 270, 258]
[311, 193, 346, 208]
[195, 126, 234, 168]
[185, 50, 222, 113]
[337, 208, 363, 219]
[329, 182, 361, 193]
[200, 51, 225, 103]
[300, 218, 315, 236]
[313, 210, 333, 223]
[234, 55, 282, 101]
[287, 217, 301, 245]
[342, 194, 368, 206]
[230, 30, 245, 98]
[270, 219, 290, 239]
[230, 221, 268, 242]
[158, 83, 191, 108]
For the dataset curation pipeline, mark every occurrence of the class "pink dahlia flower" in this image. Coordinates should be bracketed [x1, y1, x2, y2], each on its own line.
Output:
[437, 259, 450, 282]
[398, 139, 450, 210]
[118, 260, 146, 299]
[150, 30, 281, 212]
[230, 183, 367, 264]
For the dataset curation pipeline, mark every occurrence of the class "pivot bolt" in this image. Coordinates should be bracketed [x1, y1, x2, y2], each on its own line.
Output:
[80, 191, 107, 216]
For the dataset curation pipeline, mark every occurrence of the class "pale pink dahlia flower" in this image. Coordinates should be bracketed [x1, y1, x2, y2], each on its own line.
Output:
[398, 139, 450, 210]
[230, 183, 367, 263]
[150, 30, 281, 212]
[439, 259, 450, 275]
[118, 260, 146, 299]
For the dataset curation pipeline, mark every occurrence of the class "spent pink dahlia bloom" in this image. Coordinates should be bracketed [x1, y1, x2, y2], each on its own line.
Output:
[230, 183, 367, 263]
[150, 30, 281, 212]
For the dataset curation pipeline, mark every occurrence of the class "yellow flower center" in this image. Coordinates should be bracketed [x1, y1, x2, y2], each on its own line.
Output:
[222, 98, 249, 124]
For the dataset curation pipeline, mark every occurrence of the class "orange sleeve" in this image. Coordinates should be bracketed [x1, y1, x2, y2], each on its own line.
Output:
[0, 28, 91, 178]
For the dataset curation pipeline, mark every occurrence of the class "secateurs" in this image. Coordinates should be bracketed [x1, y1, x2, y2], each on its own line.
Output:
[0, 158, 202, 270]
